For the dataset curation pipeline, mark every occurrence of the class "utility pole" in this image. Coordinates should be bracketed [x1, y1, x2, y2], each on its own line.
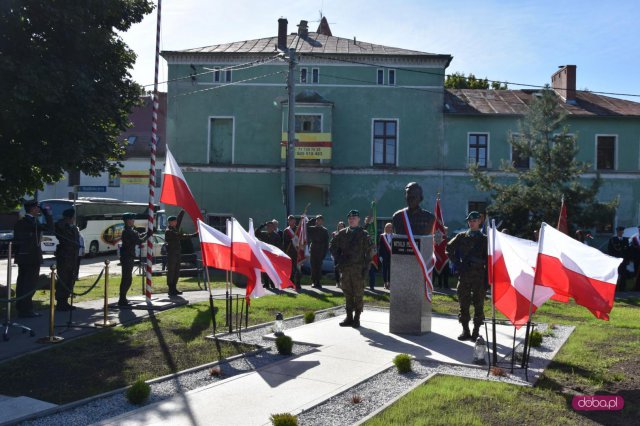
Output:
[286, 48, 297, 217]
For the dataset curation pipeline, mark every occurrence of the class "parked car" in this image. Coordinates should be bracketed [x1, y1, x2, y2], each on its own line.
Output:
[117, 233, 166, 263]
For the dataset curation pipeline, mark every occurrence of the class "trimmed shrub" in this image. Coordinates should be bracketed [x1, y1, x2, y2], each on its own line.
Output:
[275, 335, 293, 355]
[270, 413, 298, 426]
[529, 330, 543, 347]
[126, 379, 151, 405]
[393, 353, 412, 374]
[304, 311, 316, 324]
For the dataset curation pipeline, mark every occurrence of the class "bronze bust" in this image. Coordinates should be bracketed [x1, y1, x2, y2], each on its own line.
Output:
[392, 182, 435, 235]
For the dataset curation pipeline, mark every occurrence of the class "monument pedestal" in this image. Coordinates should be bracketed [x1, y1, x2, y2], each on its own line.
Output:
[389, 235, 433, 335]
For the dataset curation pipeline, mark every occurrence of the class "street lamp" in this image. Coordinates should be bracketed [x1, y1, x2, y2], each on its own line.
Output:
[274, 312, 284, 336]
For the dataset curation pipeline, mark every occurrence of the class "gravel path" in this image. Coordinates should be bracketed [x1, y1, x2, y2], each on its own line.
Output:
[21, 308, 573, 426]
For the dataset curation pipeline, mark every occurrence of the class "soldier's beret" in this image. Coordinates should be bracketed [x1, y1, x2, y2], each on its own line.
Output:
[616, 226, 625, 231]
[62, 208, 75, 218]
[287, 215, 295, 220]
[123, 212, 136, 221]
[466, 211, 481, 220]
[167, 216, 177, 222]
[23, 199, 39, 210]
[347, 210, 360, 218]
[316, 214, 324, 220]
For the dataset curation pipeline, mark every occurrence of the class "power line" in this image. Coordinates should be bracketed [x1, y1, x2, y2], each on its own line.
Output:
[173, 70, 286, 98]
[301, 53, 640, 98]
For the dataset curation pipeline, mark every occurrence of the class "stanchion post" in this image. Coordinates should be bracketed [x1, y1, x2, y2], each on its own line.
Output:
[95, 260, 116, 328]
[37, 265, 64, 344]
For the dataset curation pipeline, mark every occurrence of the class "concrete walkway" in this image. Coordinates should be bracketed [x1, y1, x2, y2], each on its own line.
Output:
[98, 310, 526, 426]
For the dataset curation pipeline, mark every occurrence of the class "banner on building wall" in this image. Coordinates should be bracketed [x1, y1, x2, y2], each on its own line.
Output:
[280, 132, 332, 160]
[120, 170, 149, 184]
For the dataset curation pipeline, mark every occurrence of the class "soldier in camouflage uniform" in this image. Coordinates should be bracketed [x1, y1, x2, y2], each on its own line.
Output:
[330, 210, 373, 328]
[446, 211, 487, 341]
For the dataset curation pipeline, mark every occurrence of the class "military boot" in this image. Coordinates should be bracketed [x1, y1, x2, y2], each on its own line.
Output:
[457, 323, 472, 341]
[339, 310, 354, 327]
[471, 324, 481, 342]
[352, 311, 361, 328]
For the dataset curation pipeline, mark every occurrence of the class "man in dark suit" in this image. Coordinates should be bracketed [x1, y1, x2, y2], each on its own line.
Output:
[608, 226, 630, 291]
[307, 215, 329, 289]
[13, 199, 53, 317]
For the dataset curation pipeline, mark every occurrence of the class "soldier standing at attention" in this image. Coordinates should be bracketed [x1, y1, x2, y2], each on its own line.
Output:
[283, 215, 301, 291]
[165, 211, 198, 296]
[54, 208, 80, 311]
[446, 211, 487, 341]
[330, 210, 373, 328]
[307, 214, 329, 289]
[118, 213, 151, 306]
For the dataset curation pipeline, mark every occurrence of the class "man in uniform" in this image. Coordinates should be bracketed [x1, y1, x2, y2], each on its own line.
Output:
[257, 220, 282, 289]
[307, 214, 329, 289]
[13, 200, 53, 317]
[446, 211, 487, 341]
[330, 210, 373, 328]
[608, 226, 629, 291]
[283, 215, 301, 291]
[118, 213, 151, 306]
[54, 208, 80, 311]
[165, 211, 198, 296]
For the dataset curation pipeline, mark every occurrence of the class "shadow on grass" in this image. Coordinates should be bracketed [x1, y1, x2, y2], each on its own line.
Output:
[172, 305, 218, 343]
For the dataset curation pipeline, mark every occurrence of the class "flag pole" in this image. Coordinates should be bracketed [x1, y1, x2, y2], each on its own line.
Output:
[144, 0, 162, 304]
[489, 219, 498, 365]
[228, 218, 235, 334]
[523, 223, 545, 368]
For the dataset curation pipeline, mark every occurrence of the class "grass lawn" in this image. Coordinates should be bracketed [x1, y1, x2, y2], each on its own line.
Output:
[365, 295, 640, 426]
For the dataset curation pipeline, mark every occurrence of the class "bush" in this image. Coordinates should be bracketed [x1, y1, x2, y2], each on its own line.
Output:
[270, 413, 298, 426]
[393, 353, 412, 374]
[529, 330, 543, 347]
[275, 335, 293, 355]
[304, 311, 316, 324]
[126, 379, 151, 405]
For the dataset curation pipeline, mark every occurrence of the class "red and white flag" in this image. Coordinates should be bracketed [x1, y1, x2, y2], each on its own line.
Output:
[295, 215, 308, 267]
[433, 196, 449, 274]
[488, 222, 554, 328]
[534, 223, 622, 320]
[250, 219, 294, 290]
[160, 148, 203, 224]
[198, 219, 232, 271]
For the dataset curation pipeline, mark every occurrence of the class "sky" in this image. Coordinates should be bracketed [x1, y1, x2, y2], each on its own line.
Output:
[121, 0, 640, 101]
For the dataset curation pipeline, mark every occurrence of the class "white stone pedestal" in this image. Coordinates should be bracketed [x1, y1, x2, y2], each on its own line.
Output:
[389, 235, 433, 335]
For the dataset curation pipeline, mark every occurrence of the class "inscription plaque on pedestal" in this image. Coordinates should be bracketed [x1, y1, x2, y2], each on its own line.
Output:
[389, 235, 433, 335]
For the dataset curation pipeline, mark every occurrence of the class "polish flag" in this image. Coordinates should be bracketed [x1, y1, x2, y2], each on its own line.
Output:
[433, 196, 449, 273]
[250, 220, 294, 291]
[160, 148, 203, 224]
[198, 220, 232, 270]
[295, 215, 308, 267]
[534, 223, 622, 320]
[488, 223, 554, 328]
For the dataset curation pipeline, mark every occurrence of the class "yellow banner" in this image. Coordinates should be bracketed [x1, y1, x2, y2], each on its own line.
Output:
[120, 170, 149, 185]
[281, 132, 332, 160]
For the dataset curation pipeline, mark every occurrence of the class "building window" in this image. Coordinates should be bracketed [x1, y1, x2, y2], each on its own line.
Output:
[312, 68, 319, 84]
[213, 68, 221, 83]
[388, 69, 396, 86]
[155, 169, 162, 188]
[68, 170, 80, 186]
[295, 115, 321, 133]
[300, 68, 308, 84]
[225, 70, 232, 83]
[511, 145, 529, 169]
[468, 201, 487, 217]
[377, 69, 384, 85]
[208, 214, 232, 233]
[108, 173, 120, 187]
[373, 119, 397, 166]
[468, 133, 488, 168]
[596, 135, 616, 170]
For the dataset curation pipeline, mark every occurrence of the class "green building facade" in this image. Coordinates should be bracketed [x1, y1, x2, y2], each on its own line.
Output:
[162, 19, 640, 235]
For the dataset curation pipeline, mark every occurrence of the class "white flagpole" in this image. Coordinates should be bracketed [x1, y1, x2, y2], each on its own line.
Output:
[489, 219, 497, 365]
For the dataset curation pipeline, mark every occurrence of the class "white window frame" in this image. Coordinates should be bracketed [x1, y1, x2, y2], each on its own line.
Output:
[467, 132, 490, 168]
[300, 68, 308, 84]
[595, 134, 618, 171]
[508, 133, 530, 169]
[213, 68, 221, 83]
[388, 69, 396, 86]
[225, 69, 232, 83]
[312, 67, 320, 84]
[294, 113, 323, 133]
[206, 116, 236, 165]
[377, 69, 384, 85]
[371, 118, 399, 167]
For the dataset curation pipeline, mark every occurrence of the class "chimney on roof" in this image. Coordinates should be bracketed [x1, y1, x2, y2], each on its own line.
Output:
[316, 16, 332, 36]
[297, 20, 309, 38]
[551, 65, 577, 103]
[277, 18, 288, 51]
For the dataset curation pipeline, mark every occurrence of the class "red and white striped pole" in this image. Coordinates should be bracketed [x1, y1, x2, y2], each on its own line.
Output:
[146, 0, 162, 302]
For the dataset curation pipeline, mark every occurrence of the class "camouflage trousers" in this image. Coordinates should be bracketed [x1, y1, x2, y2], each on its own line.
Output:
[457, 271, 486, 327]
[340, 265, 366, 313]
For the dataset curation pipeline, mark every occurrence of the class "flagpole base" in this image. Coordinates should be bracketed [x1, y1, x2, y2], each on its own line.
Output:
[37, 335, 64, 344]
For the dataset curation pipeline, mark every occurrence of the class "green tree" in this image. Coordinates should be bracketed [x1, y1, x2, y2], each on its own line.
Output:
[469, 88, 616, 237]
[0, 0, 154, 210]
[445, 72, 507, 90]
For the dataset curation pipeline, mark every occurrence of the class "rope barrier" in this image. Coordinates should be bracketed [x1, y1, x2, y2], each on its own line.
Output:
[0, 286, 39, 304]
[54, 268, 105, 297]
